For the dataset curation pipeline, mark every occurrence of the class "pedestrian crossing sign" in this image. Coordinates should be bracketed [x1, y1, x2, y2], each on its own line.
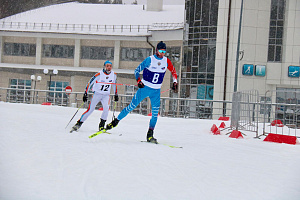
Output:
[242, 64, 253, 76]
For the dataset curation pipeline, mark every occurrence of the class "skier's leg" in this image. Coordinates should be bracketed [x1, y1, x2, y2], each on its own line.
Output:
[100, 94, 110, 121]
[148, 89, 161, 130]
[117, 87, 148, 121]
[79, 93, 101, 122]
[145, 90, 160, 143]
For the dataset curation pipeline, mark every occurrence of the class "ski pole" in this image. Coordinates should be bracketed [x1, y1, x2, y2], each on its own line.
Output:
[112, 101, 117, 121]
[65, 102, 84, 129]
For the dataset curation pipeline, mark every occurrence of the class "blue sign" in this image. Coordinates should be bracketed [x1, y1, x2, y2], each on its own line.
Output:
[197, 85, 214, 100]
[288, 66, 300, 77]
[242, 64, 254, 76]
[255, 65, 266, 76]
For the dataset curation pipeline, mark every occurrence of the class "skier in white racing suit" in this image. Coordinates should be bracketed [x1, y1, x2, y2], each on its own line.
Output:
[70, 60, 118, 132]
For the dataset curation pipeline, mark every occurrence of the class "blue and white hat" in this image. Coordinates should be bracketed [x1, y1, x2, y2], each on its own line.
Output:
[104, 60, 112, 66]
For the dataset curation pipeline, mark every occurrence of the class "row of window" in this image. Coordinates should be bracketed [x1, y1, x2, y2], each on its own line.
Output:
[3, 43, 180, 62]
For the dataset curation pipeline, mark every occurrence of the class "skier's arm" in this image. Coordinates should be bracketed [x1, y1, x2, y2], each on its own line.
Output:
[167, 58, 178, 83]
[134, 57, 151, 81]
[84, 72, 100, 93]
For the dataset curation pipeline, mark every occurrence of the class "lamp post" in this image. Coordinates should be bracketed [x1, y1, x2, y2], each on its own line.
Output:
[31, 75, 42, 104]
[233, 0, 244, 92]
[43, 69, 58, 90]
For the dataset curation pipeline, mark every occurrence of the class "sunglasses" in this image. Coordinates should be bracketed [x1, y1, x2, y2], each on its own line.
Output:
[158, 50, 166, 54]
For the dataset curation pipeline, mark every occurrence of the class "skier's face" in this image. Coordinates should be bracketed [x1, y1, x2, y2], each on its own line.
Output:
[105, 64, 112, 72]
[156, 49, 166, 58]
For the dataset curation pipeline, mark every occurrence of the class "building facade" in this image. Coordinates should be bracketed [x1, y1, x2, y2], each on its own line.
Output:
[0, 2, 184, 108]
[182, 0, 299, 117]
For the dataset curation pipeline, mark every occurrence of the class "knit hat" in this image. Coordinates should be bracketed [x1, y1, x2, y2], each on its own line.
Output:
[104, 60, 112, 66]
[156, 41, 166, 50]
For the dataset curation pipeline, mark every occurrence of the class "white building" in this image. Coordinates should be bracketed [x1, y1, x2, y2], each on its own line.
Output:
[0, 1, 184, 107]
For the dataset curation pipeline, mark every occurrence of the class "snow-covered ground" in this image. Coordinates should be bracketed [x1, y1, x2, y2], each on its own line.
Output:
[0, 102, 299, 200]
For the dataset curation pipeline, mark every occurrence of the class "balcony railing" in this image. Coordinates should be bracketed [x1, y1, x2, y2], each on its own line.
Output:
[0, 21, 184, 35]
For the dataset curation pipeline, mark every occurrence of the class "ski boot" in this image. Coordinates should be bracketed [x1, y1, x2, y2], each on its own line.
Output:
[147, 129, 158, 144]
[99, 119, 106, 131]
[70, 120, 83, 133]
[106, 118, 119, 130]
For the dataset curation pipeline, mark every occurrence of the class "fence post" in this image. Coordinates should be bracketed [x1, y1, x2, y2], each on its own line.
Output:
[231, 92, 241, 129]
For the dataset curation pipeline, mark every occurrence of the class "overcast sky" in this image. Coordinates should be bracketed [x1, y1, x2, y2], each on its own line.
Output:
[123, 0, 185, 5]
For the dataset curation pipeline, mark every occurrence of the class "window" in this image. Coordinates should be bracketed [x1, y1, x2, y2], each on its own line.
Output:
[276, 88, 300, 125]
[121, 48, 152, 61]
[182, 0, 218, 100]
[165, 47, 181, 62]
[81, 46, 114, 60]
[268, 0, 285, 62]
[43, 44, 74, 58]
[4, 43, 36, 57]
[8, 79, 32, 103]
[47, 81, 69, 106]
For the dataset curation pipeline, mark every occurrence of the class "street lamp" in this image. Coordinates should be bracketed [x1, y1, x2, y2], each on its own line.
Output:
[233, 0, 244, 92]
[43, 69, 58, 90]
[31, 74, 42, 104]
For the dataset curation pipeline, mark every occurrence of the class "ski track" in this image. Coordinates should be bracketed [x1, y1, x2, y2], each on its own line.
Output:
[0, 102, 300, 200]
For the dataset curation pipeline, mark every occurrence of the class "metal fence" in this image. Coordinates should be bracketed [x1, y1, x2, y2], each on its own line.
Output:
[0, 87, 231, 119]
[0, 21, 184, 34]
[1, 87, 299, 138]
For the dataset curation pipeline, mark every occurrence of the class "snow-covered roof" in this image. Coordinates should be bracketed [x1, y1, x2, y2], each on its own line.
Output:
[0, 2, 184, 36]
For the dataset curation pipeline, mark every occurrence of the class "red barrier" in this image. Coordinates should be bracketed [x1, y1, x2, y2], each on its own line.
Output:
[41, 102, 52, 105]
[263, 133, 298, 145]
[218, 116, 230, 121]
[211, 124, 218, 133]
[219, 122, 226, 128]
[214, 129, 221, 135]
[271, 120, 284, 127]
[229, 130, 243, 139]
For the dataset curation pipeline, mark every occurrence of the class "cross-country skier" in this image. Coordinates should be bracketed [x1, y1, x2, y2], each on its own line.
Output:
[105, 41, 178, 143]
[70, 60, 118, 132]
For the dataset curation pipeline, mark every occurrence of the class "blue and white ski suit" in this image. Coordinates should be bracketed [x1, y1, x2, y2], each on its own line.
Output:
[117, 54, 177, 130]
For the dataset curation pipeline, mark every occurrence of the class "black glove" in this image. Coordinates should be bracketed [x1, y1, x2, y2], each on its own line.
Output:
[172, 82, 178, 93]
[83, 92, 88, 102]
[114, 94, 119, 102]
[137, 78, 144, 88]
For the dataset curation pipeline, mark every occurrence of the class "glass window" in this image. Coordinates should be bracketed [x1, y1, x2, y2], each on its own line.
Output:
[46, 81, 70, 106]
[43, 44, 74, 58]
[268, 0, 285, 62]
[121, 48, 152, 62]
[8, 78, 31, 103]
[4, 43, 36, 57]
[81, 46, 114, 60]
[181, 0, 218, 101]
[276, 88, 300, 125]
